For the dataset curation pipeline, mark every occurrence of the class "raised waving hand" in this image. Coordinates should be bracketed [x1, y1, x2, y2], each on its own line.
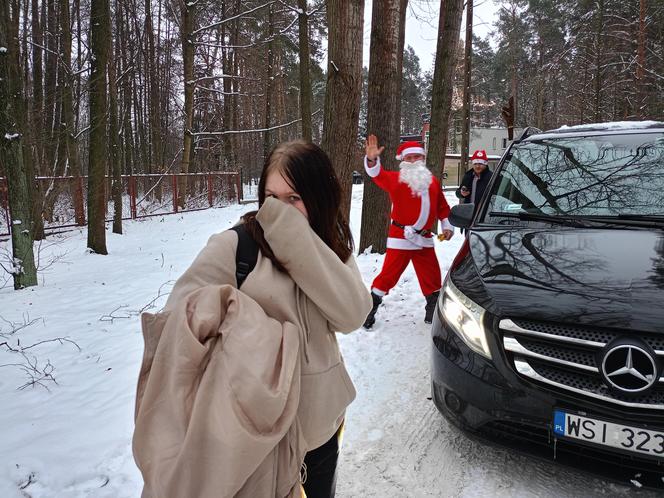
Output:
[365, 134, 385, 161]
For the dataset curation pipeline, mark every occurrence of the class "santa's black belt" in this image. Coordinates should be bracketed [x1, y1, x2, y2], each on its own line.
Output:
[391, 220, 433, 236]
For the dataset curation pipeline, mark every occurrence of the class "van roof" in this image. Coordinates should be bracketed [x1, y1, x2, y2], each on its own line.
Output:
[524, 121, 664, 141]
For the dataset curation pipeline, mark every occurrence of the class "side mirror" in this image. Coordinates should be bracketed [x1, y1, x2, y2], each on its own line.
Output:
[449, 203, 475, 229]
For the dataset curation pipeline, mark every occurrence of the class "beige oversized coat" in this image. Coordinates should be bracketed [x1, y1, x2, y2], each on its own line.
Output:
[133, 198, 372, 497]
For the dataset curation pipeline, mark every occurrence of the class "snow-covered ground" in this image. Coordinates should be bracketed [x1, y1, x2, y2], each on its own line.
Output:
[0, 186, 656, 497]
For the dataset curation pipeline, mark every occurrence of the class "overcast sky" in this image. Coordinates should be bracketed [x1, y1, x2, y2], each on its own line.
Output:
[362, 0, 500, 72]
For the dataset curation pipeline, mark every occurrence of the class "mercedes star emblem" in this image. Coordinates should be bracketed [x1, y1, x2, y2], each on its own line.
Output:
[600, 344, 658, 394]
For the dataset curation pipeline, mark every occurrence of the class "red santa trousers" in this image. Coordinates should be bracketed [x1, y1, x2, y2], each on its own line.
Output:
[371, 247, 441, 297]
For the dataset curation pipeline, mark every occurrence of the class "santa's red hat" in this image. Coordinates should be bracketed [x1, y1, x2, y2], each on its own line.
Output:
[396, 141, 426, 160]
[470, 149, 488, 165]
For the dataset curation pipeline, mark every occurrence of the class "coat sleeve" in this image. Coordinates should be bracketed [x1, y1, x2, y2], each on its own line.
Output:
[256, 197, 372, 333]
[438, 187, 451, 220]
[455, 170, 471, 199]
[164, 229, 239, 310]
[364, 155, 398, 192]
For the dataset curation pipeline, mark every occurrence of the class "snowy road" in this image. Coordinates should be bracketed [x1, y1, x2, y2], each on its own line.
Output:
[0, 186, 658, 496]
[336, 298, 654, 497]
[339, 187, 657, 497]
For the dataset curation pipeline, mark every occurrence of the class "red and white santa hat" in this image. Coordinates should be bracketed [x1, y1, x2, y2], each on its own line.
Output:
[396, 141, 426, 160]
[471, 149, 488, 165]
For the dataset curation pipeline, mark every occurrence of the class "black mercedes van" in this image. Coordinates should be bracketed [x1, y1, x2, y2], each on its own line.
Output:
[432, 122, 664, 489]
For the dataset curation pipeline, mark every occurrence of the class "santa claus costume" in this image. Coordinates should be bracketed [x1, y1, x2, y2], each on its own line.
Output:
[363, 141, 454, 328]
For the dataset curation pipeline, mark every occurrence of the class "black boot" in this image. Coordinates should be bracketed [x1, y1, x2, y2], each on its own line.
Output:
[363, 292, 383, 329]
[424, 291, 440, 324]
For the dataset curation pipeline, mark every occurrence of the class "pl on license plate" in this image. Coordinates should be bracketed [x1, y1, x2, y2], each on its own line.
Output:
[553, 410, 664, 459]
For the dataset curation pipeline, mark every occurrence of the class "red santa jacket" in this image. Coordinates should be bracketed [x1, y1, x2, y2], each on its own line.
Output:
[364, 156, 452, 250]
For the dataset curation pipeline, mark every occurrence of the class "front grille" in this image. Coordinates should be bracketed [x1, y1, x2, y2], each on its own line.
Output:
[511, 318, 664, 352]
[501, 319, 664, 410]
[531, 362, 664, 406]
[480, 420, 664, 488]
[519, 338, 597, 368]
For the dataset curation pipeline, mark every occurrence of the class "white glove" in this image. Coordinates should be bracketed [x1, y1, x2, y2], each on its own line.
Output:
[404, 225, 417, 243]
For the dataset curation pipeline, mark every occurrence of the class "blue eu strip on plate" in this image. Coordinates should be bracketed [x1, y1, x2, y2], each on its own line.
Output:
[553, 410, 566, 436]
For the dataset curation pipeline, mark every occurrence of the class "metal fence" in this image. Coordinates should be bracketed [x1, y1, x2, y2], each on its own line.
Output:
[0, 172, 241, 237]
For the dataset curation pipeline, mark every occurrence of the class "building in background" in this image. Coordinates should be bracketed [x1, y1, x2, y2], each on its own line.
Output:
[401, 116, 518, 186]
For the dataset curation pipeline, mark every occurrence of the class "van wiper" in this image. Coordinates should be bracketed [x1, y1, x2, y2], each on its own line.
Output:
[490, 211, 664, 228]
[615, 214, 664, 222]
[582, 214, 664, 227]
[488, 211, 591, 227]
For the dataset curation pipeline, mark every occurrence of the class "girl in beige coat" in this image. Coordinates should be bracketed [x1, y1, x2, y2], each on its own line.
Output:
[135, 141, 372, 497]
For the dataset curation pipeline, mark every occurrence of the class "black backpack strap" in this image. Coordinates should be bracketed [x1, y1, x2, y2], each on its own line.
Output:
[229, 224, 259, 289]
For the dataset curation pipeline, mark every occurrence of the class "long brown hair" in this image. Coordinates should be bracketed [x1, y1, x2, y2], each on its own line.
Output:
[243, 141, 353, 271]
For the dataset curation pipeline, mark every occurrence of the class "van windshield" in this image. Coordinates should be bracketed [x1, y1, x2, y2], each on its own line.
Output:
[483, 132, 664, 224]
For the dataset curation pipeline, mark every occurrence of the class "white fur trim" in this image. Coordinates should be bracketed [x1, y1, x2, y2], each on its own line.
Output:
[397, 146, 425, 160]
[364, 155, 381, 177]
[371, 287, 387, 296]
[440, 218, 454, 231]
[471, 159, 488, 165]
[387, 237, 434, 250]
[413, 188, 430, 230]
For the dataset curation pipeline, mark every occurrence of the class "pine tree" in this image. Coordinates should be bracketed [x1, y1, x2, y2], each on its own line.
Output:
[0, 0, 38, 288]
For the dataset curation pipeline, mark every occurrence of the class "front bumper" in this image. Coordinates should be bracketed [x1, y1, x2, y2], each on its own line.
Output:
[431, 307, 664, 489]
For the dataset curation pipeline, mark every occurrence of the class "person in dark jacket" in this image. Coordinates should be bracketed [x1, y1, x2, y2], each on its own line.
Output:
[456, 149, 493, 215]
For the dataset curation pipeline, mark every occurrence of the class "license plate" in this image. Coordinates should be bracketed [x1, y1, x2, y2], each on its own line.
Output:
[553, 410, 664, 460]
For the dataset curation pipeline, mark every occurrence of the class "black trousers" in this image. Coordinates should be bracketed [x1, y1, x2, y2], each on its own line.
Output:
[302, 424, 343, 498]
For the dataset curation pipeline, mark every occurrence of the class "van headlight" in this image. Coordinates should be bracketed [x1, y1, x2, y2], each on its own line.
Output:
[439, 278, 491, 359]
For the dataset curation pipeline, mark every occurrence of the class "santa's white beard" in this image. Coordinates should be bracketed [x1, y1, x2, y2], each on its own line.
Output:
[398, 160, 432, 195]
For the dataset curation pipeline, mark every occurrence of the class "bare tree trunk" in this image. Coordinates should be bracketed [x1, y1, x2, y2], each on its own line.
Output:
[510, 8, 518, 127]
[263, 3, 275, 158]
[426, 0, 463, 179]
[109, 2, 122, 234]
[297, 0, 312, 142]
[87, 0, 110, 254]
[221, 0, 232, 169]
[59, 0, 85, 225]
[30, 0, 43, 170]
[179, 0, 195, 208]
[593, 0, 604, 122]
[321, 0, 364, 220]
[636, 0, 646, 118]
[358, 0, 408, 254]
[146, 0, 162, 174]
[1, 0, 38, 288]
[28, 0, 44, 239]
[43, 0, 57, 175]
[459, 0, 473, 175]
[535, 37, 545, 129]
[118, 0, 135, 175]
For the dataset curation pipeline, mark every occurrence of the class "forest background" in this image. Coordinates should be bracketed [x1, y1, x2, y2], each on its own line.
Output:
[1, 0, 663, 287]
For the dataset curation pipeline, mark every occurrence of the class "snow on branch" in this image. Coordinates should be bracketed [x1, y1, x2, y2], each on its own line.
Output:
[191, 109, 321, 137]
[196, 86, 250, 96]
[276, 0, 303, 15]
[275, 0, 323, 17]
[189, 75, 260, 84]
[193, 1, 276, 36]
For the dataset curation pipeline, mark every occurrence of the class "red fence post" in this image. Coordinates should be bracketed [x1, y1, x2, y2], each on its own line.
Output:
[172, 174, 178, 214]
[129, 176, 137, 219]
[75, 175, 85, 225]
[235, 173, 242, 203]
